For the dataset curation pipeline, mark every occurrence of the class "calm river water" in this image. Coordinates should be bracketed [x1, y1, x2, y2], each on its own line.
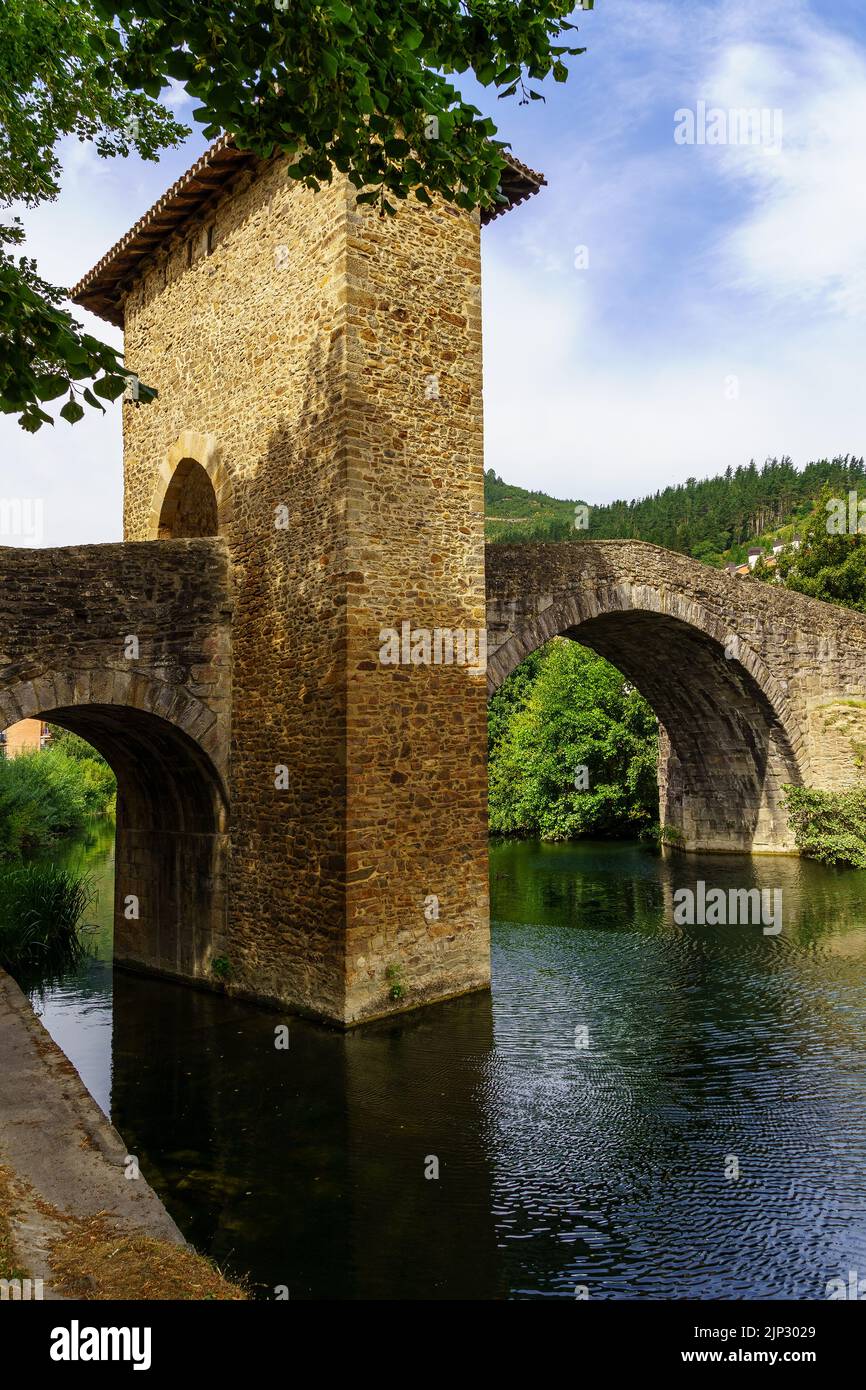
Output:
[26, 824, 866, 1299]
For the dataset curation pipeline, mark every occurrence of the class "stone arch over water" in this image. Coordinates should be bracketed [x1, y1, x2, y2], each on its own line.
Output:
[486, 548, 807, 853]
[1, 669, 229, 982]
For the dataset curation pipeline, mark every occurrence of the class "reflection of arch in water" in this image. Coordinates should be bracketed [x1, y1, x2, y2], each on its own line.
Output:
[147, 429, 233, 540]
[1, 669, 229, 981]
[488, 589, 804, 854]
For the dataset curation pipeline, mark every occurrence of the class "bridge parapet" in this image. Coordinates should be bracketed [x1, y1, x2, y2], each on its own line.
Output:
[0, 539, 231, 766]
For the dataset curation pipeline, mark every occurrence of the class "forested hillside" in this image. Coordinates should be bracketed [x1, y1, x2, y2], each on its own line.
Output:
[485, 455, 866, 566]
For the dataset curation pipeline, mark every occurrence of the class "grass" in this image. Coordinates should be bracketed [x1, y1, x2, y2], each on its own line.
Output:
[49, 1213, 249, 1301]
[0, 864, 94, 984]
[0, 1164, 248, 1300]
[0, 1165, 28, 1283]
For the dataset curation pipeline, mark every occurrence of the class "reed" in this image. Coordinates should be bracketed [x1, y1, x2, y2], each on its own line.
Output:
[0, 864, 95, 983]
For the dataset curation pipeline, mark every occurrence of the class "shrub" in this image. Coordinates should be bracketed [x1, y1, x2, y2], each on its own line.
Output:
[782, 784, 866, 869]
[0, 743, 115, 859]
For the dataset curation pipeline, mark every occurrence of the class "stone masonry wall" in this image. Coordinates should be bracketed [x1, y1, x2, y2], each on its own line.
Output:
[341, 191, 490, 1021]
[0, 540, 231, 754]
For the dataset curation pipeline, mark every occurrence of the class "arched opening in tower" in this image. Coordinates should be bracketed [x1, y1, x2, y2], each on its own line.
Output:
[158, 458, 219, 539]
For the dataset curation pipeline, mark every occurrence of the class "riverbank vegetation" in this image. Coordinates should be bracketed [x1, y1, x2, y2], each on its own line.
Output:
[0, 733, 115, 860]
[0, 864, 93, 983]
[0, 1165, 25, 1283]
[783, 785, 866, 870]
[0, 733, 113, 982]
[49, 1212, 249, 1300]
[0, 1163, 248, 1300]
[488, 639, 658, 840]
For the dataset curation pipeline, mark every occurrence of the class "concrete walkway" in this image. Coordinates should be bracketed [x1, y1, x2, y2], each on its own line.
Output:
[0, 969, 185, 1297]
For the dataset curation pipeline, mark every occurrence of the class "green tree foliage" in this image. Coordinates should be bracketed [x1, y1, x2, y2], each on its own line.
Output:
[105, 0, 587, 212]
[1, 0, 188, 429]
[1, 0, 591, 430]
[771, 484, 866, 613]
[0, 742, 115, 858]
[488, 645, 544, 758]
[488, 638, 658, 840]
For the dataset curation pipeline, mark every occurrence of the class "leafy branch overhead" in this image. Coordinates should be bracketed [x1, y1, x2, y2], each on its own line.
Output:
[1, 0, 591, 431]
[0, 0, 186, 430]
[102, 0, 587, 212]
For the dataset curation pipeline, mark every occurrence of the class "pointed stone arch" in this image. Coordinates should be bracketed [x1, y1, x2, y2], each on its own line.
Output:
[146, 429, 233, 540]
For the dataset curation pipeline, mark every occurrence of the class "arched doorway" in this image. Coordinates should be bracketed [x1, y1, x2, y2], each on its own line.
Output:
[146, 429, 232, 542]
[157, 458, 219, 538]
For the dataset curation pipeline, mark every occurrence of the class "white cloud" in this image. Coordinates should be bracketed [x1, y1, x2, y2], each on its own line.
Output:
[710, 31, 866, 317]
[483, 246, 866, 502]
[481, 0, 866, 498]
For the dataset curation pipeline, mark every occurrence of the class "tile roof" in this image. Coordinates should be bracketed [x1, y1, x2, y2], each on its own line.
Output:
[71, 137, 545, 327]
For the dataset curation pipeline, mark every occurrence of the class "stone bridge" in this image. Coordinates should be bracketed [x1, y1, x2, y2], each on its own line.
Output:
[486, 541, 866, 853]
[4, 534, 866, 1023]
[5, 139, 866, 1026]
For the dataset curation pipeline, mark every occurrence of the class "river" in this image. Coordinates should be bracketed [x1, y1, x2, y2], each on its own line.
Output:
[23, 823, 866, 1299]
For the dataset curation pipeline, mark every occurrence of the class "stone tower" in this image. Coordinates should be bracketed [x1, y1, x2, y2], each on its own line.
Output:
[72, 138, 543, 1024]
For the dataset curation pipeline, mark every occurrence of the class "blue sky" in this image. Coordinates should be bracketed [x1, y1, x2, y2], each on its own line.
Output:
[3, 0, 866, 543]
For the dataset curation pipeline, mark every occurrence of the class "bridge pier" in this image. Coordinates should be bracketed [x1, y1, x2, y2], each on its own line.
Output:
[658, 727, 797, 855]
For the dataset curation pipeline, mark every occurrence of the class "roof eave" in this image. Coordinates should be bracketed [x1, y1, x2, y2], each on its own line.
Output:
[70, 140, 545, 326]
